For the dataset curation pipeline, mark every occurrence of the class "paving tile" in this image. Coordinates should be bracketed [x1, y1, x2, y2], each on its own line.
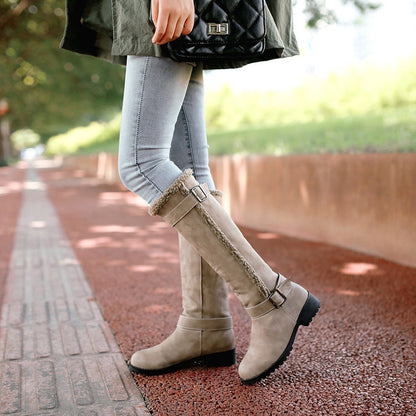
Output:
[68, 359, 95, 406]
[60, 323, 82, 356]
[7, 303, 26, 326]
[86, 323, 111, 354]
[0, 362, 21, 414]
[5, 327, 23, 361]
[98, 356, 130, 401]
[36, 361, 58, 410]
[34, 325, 52, 359]
[0, 165, 148, 415]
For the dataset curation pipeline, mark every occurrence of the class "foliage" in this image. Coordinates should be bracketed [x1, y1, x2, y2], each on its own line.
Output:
[46, 114, 121, 154]
[10, 128, 40, 150]
[207, 106, 416, 155]
[298, 0, 380, 28]
[45, 105, 416, 156]
[205, 56, 416, 130]
[0, 0, 125, 140]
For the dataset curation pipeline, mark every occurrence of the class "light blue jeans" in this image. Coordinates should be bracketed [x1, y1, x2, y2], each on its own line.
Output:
[118, 56, 215, 205]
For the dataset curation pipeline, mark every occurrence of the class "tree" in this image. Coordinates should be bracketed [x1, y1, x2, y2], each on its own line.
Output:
[0, 99, 11, 165]
[298, 0, 380, 28]
[0, 0, 125, 142]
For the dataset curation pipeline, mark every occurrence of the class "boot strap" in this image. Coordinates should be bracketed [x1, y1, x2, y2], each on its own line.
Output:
[246, 274, 292, 318]
[165, 183, 210, 226]
[178, 315, 233, 331]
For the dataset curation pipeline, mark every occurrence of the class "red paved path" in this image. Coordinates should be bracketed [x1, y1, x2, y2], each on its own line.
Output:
[2, 162, 416, 415]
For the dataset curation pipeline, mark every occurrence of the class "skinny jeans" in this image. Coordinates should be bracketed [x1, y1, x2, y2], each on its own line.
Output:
[118, 56, 215, 205]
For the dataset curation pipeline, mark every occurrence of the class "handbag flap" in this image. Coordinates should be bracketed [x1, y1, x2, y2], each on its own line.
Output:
[176, 0, 266, 47]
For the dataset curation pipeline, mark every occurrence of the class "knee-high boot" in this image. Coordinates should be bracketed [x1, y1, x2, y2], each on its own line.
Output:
[142, 170, 320, 384]
[129, 191, 235, 374]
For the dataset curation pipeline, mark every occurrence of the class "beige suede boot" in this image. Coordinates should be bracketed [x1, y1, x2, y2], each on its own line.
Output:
[129, 191, 235, 375]
[145, 170, 320, 384]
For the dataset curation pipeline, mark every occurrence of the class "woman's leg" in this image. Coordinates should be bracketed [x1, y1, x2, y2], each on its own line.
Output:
[120, 56, 235, 373]
[118, 55, 194, 204]
[122, 55, 320, 384]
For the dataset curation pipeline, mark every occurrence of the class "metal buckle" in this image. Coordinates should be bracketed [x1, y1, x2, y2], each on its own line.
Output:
[207, 23, 229, 35]
[268, 273, 287, 309]
[190, 185, 208, 202]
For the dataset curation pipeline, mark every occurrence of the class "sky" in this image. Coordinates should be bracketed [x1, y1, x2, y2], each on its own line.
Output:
[204, 0, 416, 91]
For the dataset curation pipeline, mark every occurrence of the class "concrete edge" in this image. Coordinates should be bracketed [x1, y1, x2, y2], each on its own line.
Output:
[56, 152, 416, 269]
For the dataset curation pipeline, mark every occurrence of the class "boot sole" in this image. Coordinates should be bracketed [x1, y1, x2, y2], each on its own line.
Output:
[241, 292, 321, 385]
[128, 348, 236, 376]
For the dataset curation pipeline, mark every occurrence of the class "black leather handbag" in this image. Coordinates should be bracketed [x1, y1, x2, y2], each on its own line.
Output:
[167, 0, 266, 62]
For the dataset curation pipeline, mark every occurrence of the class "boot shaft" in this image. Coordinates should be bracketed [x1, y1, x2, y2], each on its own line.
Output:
[179, 234, 231, 318]
[151, 170, 284, 309]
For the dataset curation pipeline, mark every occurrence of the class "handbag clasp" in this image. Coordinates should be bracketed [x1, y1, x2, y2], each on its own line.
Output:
[207, 23, 229, 35]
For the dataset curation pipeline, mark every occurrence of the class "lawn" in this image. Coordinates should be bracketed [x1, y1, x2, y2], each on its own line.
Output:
[57, 104, 416, 156]
[207, 105, 416, 155]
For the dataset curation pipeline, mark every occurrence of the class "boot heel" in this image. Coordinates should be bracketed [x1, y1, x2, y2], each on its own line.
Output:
[298, 292, 321, 326]
[201, 349, 236, 367]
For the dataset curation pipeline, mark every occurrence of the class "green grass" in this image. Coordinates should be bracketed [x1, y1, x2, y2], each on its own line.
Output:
[207, 105, 416, 155]
[45, 115, 121, 156]
[75, 135, 119, 154]
[45, 104, 416, 156]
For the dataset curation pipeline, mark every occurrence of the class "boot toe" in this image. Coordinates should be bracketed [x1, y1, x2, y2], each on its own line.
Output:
[129, 345, 181, 374]
[238, 351, 274, 382]
[129, 349, 152, 370]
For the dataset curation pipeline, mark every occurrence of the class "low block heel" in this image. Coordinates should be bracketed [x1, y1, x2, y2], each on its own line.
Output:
[298, 292, 321, 326]
[202, 349, 236, 367]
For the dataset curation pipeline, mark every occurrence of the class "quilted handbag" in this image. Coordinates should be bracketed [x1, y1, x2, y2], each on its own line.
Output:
[167, 0, 266, 62]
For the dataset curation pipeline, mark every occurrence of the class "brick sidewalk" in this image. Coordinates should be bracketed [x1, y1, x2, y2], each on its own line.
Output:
[0, 164, 148, 415]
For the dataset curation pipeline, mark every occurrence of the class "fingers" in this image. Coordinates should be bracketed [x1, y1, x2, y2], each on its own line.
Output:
[155, 17, 183, 45]
[152, 13, 168, 44]
[152, 0, 194, 45]
[172, 17, 188, 42]
[182, 16, 194, 36]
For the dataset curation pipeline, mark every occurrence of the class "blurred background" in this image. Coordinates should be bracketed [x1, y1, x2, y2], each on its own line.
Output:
[1, 0, 416, 164]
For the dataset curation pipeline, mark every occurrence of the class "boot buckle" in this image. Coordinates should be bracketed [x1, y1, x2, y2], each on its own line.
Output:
[190, 185, 208, 202]
[268, 273, 287, 309]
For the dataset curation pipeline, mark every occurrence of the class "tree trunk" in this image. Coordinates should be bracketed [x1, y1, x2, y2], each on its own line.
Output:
[1, 119, 12, 163]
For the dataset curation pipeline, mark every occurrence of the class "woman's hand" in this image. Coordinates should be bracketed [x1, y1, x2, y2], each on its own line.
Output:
[151, 0, 194, 45]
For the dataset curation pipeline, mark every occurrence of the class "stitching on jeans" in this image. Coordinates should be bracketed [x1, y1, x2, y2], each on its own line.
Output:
[134, 57, 147, 165]
[134, 57, 163, 195]
[181, 105, 196, 174]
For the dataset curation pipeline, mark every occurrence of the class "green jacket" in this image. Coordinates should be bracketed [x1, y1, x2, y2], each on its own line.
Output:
[61, 0, 299, 69]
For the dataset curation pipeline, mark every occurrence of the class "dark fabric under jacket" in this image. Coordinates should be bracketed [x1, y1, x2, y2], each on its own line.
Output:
[61, 0, 299, 69]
